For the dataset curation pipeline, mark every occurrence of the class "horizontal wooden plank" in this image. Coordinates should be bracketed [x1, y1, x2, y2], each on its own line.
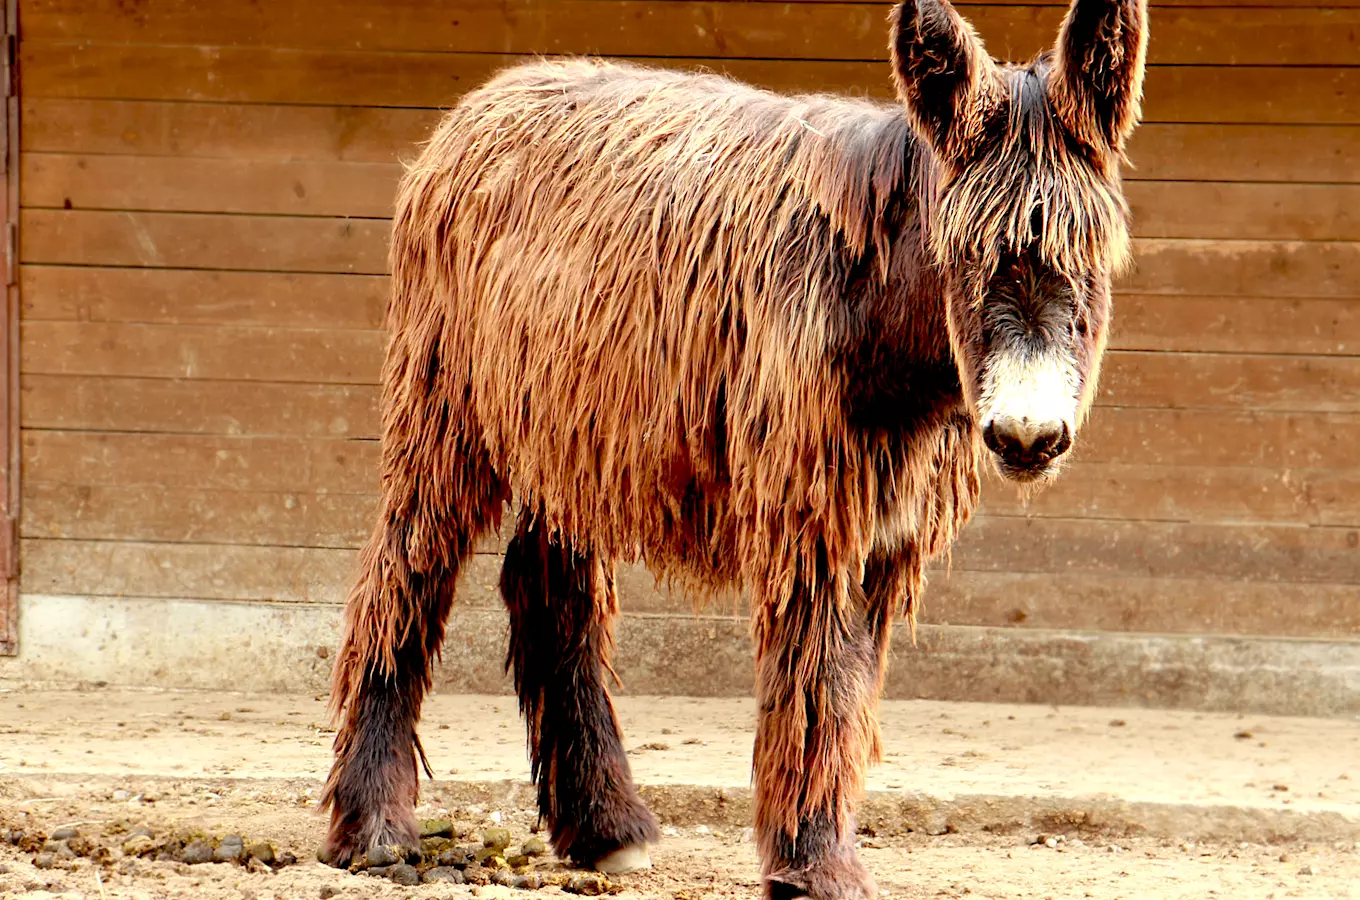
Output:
[21, 538, 358, 604]
[951, 515, 1360, 585]
[23, 321, 1360, 412]
[1126, 124, 1360, 185]
[26, 155, 1359, 242]
[22, 1, 1360, 66]
[22, 154, 402, 218]
[21, 376, 380, 439]
[21, 266, 386, 329]
[1113, 294, 1360, 357]
[21, 321, 385, 384]
[22, 538, 1360, 640]
[1125, 182, 1360, 242]
[21, 482, 377, 547]
[1122, 239, 1360, 299]
[923, 571, 1360, 639]
[1078, 408, 1360, 471]
[23, 377, 1360, 470]
[20, 209, 390, 274]
[1098, 350, 1360, 414]
[26, 429, 1360, 527]
[980, 463, 1360, 527]
[26, 100, 1360, 185]
[21, 477, 1360, 583]
[20, 99, 440, 164]
[22, 267, 1360, 357]
[22, 43, 1360, 125]
[24, 431, 380, 494]
[23, 211, 1360, 296]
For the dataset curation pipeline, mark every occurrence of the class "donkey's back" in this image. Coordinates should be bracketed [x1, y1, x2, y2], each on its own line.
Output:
[387, 58, 923, 573]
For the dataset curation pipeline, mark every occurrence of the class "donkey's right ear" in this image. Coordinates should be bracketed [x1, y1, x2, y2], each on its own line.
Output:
[889, 0, 998, 160]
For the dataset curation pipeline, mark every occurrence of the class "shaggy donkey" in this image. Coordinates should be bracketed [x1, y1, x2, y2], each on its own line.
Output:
[321, 0, 1147, 895]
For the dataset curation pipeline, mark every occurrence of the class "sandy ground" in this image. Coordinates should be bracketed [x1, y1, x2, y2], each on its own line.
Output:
[1, 687, 1358, 899]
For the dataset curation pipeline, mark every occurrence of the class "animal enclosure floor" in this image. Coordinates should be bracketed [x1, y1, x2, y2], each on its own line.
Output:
[1, 687, 1359, 899]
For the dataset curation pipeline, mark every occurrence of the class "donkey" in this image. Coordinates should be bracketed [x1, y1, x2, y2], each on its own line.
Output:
[320, 0, 1147, 895]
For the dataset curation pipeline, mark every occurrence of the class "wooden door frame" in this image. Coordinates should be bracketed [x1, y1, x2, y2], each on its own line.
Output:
[0, 0, 18, 655]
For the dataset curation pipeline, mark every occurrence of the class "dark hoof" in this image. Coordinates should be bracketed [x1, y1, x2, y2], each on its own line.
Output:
[319, 818, 420, 870]
[764, 853, 876, 900]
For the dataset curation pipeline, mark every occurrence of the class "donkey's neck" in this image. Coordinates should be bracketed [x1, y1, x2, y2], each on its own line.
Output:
[828, 117, 964, 436]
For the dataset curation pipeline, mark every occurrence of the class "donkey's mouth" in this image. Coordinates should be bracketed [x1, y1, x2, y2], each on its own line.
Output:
[990, 454, 1060, 485]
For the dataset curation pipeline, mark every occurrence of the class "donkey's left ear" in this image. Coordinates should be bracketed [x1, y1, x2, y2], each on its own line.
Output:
[1050, 0, 1148, 153]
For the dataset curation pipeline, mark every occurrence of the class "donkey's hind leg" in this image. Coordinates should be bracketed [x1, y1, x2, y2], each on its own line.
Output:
[501, 513, 659, 872]
[320, 429, 507, 868]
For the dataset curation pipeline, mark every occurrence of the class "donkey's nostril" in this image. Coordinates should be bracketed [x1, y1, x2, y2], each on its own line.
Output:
[985, 416, 1070, 466]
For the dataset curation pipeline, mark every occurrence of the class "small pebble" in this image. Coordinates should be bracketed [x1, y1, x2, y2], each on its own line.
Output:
[361, 845, 401, 868]
[491, 869, 516, 886]
[122, 836, 156, 857]
[422, 819, 455, 838]
[507, 853, 531, 867]
[246, 857, 273, 876]
[181, 840, 215, 865]
[438, 846, 473, 868]
[422, 866, 466, 885]
[33, 853, 57, 870]
[1044, 837, 1059, 849]
[112, 790, 131, 802]
[483, 827, 512, 851]
[566, 873, 610, 896]
[521, 836, 548, 857]
[462, 867, 491, 886]
[513, 873, 545, 889]
[49, 828, 80, 842]
[246, 842, 276, 866]
[1300, 865, 1314, 876]
[319, 887, 339, 899]
[1273, 784, 1290, 793]
[389, 864, 420, 886]
[215, 835, 246, 863]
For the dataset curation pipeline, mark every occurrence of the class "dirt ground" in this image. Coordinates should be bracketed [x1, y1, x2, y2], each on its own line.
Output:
[1, 687, 1358, 899]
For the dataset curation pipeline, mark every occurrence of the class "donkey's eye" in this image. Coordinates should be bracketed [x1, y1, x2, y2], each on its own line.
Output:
[1028, 206, 1044, 240]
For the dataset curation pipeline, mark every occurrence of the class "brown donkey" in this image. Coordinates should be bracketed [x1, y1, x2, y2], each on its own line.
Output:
[321, 0, 1147, 895]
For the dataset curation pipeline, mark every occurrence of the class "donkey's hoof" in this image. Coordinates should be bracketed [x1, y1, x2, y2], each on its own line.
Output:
[592, 843, 652, 874]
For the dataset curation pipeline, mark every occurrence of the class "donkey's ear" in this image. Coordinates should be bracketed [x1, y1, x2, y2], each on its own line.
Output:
[1050, 0, 1148, 153]
[889, 0, 999, 159]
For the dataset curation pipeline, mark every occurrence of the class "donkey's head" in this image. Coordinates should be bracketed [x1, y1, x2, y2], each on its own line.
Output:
[890, 0, 1146, 483]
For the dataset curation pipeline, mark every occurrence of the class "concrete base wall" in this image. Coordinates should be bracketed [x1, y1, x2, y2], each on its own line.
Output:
[5, 593, 1360, 718]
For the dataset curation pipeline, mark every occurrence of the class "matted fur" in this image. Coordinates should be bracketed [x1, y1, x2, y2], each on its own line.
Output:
[323, 0, 1147, 894]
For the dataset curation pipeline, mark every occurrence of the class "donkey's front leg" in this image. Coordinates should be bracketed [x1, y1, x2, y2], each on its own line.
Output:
[753, 564, 902, 900]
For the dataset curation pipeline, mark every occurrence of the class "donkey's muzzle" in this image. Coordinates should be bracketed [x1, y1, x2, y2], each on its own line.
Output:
[982, 416, 1071, 479]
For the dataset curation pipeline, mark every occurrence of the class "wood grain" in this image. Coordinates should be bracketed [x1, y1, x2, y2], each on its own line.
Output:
[26, 100, 1360, 185]
[25, 154, 1359, 241]
[22, 43, 1360, 125]
[22, 211, 1360, 295]
[22, 1, 1359, 66]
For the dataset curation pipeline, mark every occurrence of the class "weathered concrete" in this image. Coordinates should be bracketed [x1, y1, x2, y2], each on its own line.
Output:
[0, 690, 1357, 845]
[5, 593, 1360, 717]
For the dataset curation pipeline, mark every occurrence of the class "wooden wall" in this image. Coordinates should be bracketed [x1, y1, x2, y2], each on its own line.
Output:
[15, 0, 1360, 654]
